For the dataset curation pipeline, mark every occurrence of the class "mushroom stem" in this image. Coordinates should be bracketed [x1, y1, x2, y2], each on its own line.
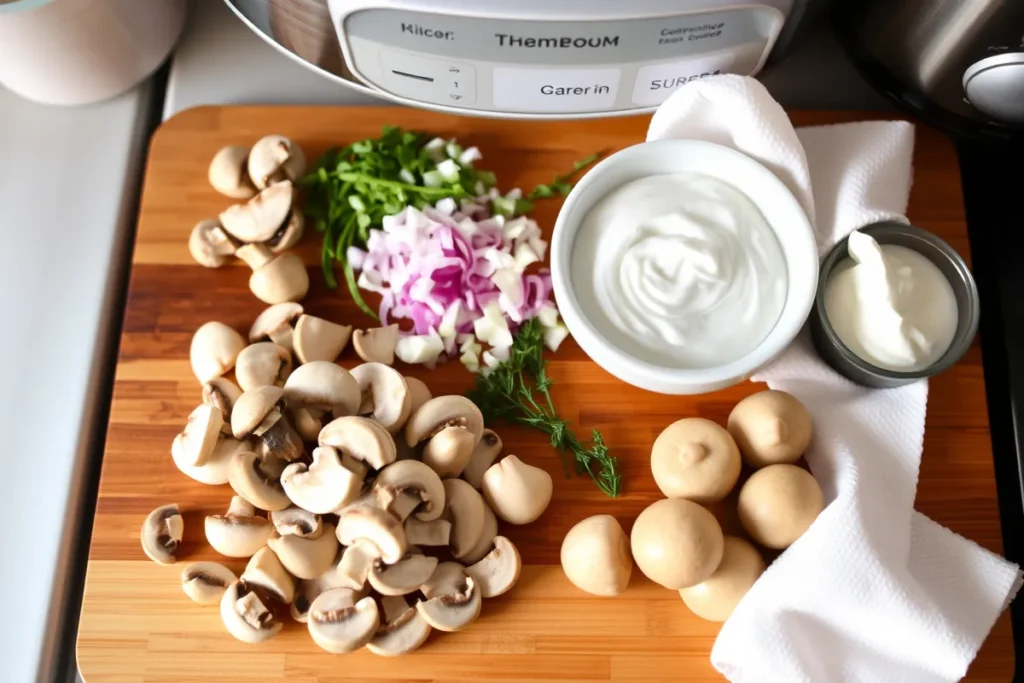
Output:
[236, 243, 273, 270]
[385, 490, 422, 522]
[227, 495, 256, 517]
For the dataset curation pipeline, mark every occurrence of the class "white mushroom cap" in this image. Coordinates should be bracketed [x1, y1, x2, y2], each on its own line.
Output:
[270, 506, 322, 539]
[369, 552, 439, 596]
[560, 515, 633, 597]
[231, 386, 284, 439]
[181, 562, 238, 605]
[171, 433, 247, 486]
[140, 503, 183, 565]
[204, 496, 275, 558]
[367, 595, 432, 656]
[248, 135, 307, 189]
[372, 459, 446, 522]
[459, 503, 497, 565]
[318, 415, 397, 470]
[736, 464, 823, 549]
[208, 145, 256, 199]
[189, 219, 237, 268]
[268, 521, 339, 580]
[202, 377, 242, 435]
[465, 536, 521, 598]
[291, 406, 324, 442]
[249, 302, 303, 354]
[241, 546, 296, 604]
[228, 450, 291, 512]
[403, 395, 484, 448]
[462, 429, 502, 490]
[190, 322, 245, 384]
[234, 342, 292, 391]
[219, 181, 294, 243]
[220, 580, 282, 644]
[678, 536, 765, 622]
[727, 390, 813, 468]
[352, 324, 399, 365]
[307, 589, 379, 654]
[421, 425, 476, 478]
[236, 244, 310, 305]
[403, 376, 432, 415]
[293, 314, 353, 364]
[336, 504, 407, 564]
[283, 361, 361, 416]
[481, 455, 553, 525]
[650, 417, 741, 504]
[630, 498, 724, 590]
[415, 562, 482, 632]
[179, 404, 224, 467]
[281, 446, 363, 514]
[350, 363, 412, 434]
[442, 479, 486, 560]
[403, 517, 452, 548]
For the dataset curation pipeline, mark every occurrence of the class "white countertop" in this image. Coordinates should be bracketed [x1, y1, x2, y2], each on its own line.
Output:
[0, 81, 154, 682]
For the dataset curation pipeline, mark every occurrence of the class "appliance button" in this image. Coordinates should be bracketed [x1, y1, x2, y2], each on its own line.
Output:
[492, 67, 621, 113]
[963, 53, 1024, 125]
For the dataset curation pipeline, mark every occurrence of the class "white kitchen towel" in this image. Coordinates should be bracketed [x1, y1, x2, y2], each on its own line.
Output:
[647, 75, 1022, 683]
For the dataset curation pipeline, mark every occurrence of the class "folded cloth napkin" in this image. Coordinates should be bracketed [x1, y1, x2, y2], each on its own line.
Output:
[647, 75, 1022, 683]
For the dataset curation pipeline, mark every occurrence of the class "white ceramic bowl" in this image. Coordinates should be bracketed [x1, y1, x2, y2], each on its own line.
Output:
[550, 139, 818, 395]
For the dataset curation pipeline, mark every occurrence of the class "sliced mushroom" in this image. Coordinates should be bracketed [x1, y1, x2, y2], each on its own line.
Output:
[219, 181, 294, 243]
[372, 459, 445, 522]
[189, 219, 238, 268]
[241, 546, 295, 604]
[171, 432, 248, 486]
[462, 429, 503, 490]
[220, 580, 282, 644]
[270, 506, 322, 539]
[208, 144, 256, 199]
[318, 415, 397, 470]
[415, 562, 482, 632]
[460, 503, 498, 565]
[205, 496, 275, 558]
[465, 536, 521, 598]
[350, 363, 412, 434]
[202, 377, 242, 435]
[291, 406, 324, 442]
[140, 503, 183, 565]
[231, 386, 284, 439]
[403, 395, 484, 451]
[249, 302, 303, 354]
[337, 540, 378, 591]
[248, 135, 306, 190]
[307, 589, 379, 654]
[291, 557, 356, 623]
[369, 552, 438, 596]
[236, 243, 309, 305]
[234, 342, 292, 391]
[482, 455, 553, 525]
[228, 450, 291, 511]
[404, 376, 432, 415]
[190, 321, 245, 384]
[178, 404, 224, 467]
[293, 314, 353, 364]
[182, 562, 238, 604]
[336, 503, 407, 564]
[268, 521, 339, 580]
[368, 595, 432, 657]
[422, 425, 476, 478]
[283, 361, 361, 417]
[404, 517, 452, 547]
[267, 209, 304, 253]
[443, 479, 486, 560]
[352, 324, 399, 365]
[281, 445, 363, 514]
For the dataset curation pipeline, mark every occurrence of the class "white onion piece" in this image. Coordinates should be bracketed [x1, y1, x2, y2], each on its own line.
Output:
[397, 335, 445, 365]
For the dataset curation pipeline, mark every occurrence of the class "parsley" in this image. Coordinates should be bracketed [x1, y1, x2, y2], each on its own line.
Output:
[467, 318, 621, 497]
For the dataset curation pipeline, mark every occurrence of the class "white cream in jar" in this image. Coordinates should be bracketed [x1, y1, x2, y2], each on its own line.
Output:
[823, 230, 958, 372]
[570, 172, 788, 369]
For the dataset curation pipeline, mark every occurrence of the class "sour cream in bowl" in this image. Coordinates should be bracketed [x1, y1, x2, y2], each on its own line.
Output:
[550, 140, 818, 395]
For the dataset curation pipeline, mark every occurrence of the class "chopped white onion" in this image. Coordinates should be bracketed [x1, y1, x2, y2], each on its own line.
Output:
[396, 335, 445, 365]
[544, 324, 570, 352]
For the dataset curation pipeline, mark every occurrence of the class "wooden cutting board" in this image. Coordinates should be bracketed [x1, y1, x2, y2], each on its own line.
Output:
[77, 107, 1014, 683]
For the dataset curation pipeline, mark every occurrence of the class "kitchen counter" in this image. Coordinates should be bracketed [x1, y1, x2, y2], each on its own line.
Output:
[0, 82, 156, 682]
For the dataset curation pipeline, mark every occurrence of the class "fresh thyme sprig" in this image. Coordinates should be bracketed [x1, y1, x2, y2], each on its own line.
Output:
[467, 319, 621, 497]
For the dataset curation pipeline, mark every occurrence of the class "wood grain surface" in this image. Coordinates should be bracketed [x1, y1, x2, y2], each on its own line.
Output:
[77, 107, 1013, 682]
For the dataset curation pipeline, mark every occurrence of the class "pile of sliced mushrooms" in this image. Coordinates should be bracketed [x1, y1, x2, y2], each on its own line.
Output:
[141, 302, 555, 656]
[189, 135, 310, 304]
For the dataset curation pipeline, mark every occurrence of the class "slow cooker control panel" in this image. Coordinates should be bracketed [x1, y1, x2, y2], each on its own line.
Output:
[333, 6, 784, 116]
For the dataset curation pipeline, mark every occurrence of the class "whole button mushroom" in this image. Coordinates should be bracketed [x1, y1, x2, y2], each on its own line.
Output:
[727, 390, 812, 468]
[190, 321, 246, 384]
[235, 243, 309, 305]
[737, 464, 824, 549]
[678, 536, 765, 622]
[560, 515, 633, 597]
[650, 418, 742, 504]
[208, 145, 256, 199]
[481, 455, 553, 525]
[630, 498, 724, 590]
[248, 135, 307, 190]
[188, 219, 238, 268]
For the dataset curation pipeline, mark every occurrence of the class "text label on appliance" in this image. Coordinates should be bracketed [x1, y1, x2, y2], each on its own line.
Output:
[494, 34, 620, 48]
[401, 23, 454, 41]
